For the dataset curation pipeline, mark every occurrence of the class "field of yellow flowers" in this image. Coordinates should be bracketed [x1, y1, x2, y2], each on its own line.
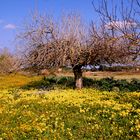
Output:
[0, 74, 140, 139]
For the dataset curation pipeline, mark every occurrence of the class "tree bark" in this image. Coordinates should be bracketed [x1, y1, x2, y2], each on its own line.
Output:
[73, 65, 83, 89]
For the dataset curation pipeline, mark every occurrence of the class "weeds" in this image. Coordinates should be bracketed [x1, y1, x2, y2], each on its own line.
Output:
[0, 89, 140, 139]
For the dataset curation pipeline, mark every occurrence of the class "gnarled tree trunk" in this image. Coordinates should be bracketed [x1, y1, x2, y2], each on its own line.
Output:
[73, 65, 83, 89]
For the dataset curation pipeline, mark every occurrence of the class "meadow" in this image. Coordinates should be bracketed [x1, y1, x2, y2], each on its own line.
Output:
[0, 73, 140, 139]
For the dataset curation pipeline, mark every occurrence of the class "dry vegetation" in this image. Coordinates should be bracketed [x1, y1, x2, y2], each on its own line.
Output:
[83, 71, 140, 80]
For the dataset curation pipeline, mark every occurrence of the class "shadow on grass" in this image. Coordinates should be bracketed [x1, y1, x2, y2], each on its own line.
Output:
[22, 76, 74, 90]
[21, 76, 140, 92]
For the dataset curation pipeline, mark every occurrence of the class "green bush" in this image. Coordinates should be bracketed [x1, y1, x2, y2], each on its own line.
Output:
[83, 77, 95, 87]
[57, 76, 74, 88]
[129, 79, 140, 92]
[96, 77, 116, 91]
[22, 76, 57, 90]
[115, 79, 130, 92]
[22, 76, 140, 92]
[94, 77, 140, 92]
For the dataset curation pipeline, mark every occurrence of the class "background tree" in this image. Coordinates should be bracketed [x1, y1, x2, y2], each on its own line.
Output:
[92, 0, 140, 64]
[89, 22, 131, 68]
[0, 48, 19, 74]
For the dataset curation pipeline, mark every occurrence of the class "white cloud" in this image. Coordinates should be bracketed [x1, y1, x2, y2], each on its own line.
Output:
[105, 20, 137, 30]
[4, 24, 16, 29]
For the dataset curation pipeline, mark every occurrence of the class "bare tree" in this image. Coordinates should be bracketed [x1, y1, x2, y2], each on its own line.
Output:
[0, 48, 19, 74]
[18, 13, 90, 89]
[18, 8, 139, 89]
[92, 0, 140, 65]
[89, 23, 130, 67]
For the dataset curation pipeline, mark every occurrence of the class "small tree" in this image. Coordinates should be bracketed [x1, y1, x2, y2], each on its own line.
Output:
[0, 48, 19, 74]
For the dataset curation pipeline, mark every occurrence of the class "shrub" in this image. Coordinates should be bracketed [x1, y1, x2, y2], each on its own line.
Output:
[96, 77, 116, 91]
[57, 76, 74, 88]
[129, 79, 140, 92]
[115, 79, 130, 92]
[22, 76, 57, 90]
[22, 76, 140, 92]
[83, 77, 95, 87]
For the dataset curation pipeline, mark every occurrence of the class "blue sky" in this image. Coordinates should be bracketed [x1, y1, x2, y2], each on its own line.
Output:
[0, 0, 135, 52]
[0, 0, 96, 51]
